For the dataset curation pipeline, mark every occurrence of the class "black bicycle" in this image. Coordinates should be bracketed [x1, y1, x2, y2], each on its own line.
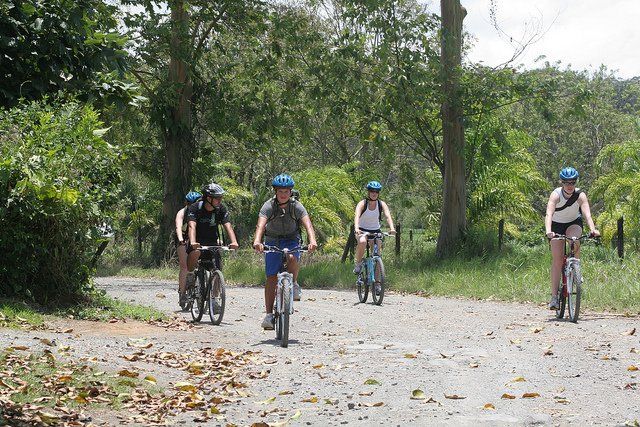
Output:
[186, 245, 230, 325]
[263, 245, 308, 348]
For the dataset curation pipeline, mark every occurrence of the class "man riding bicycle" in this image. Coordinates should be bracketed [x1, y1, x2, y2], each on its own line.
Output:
[544, 167, 600, 310]
[353, 181, 396, 282]
[253, 174, 317, 330]
[186, 183, 239, 293]
[175, 191, 202, 309]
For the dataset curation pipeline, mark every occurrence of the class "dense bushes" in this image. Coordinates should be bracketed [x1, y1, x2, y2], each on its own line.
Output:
[0, 100, 122, 303]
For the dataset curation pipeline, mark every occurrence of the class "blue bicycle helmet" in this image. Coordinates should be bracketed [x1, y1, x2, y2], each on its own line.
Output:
[559, 167, 579, 181]
[366, 180, 383, 191]
[272, 174, 295, 188]
[184, 191, 202, 203]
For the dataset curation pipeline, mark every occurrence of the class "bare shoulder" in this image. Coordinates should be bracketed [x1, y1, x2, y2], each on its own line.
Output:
[548, 190, 560, 203]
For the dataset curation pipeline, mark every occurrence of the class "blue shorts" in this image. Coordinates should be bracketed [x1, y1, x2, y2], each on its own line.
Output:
[265, 238, 301, 277]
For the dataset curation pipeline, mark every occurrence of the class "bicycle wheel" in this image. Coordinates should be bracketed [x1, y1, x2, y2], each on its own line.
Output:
[567, 263, 582, 323]
[357, 269, 369, 303]
[208, 270, 226, 325]
[279, 278, 291, 348]
[371, 258, 385, 306]
[190, 269, 206, 322]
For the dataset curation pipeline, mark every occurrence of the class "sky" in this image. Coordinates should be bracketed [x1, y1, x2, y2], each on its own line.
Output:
[429, 0, 639, 79]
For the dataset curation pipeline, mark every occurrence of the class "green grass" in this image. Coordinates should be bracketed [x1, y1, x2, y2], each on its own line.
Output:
[100, 244, 640, 314]
[1, 290, 165, 329]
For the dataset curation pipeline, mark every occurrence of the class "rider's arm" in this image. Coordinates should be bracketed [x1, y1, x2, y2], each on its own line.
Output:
[175, 209, 186, 243]
[353, 200, 364, 233]
[380, 201, 396, 234]
[300, 215, 317, 252]
[223, 222, 239, 249]
[545, 192, 560, 237]
[188, 220, 197, 245]
[253, 216, 267, 251]
[578, 193, 600, 236]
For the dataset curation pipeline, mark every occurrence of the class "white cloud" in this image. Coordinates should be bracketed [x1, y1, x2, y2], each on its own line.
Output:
[435, 0, 640, 78]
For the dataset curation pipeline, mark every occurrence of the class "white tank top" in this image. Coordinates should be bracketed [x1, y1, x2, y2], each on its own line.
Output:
[552, 187, 582, 223]
[359, 201, 381, 230]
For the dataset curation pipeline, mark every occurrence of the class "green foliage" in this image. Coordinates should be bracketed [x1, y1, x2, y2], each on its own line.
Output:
[295, 166, 361, 242]
[592, 139, 640, 243]
[0, 100, 122, 303]
[0, 0, 128, 107]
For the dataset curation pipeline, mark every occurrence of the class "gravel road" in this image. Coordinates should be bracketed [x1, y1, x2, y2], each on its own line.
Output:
[2, 277, 639, 426]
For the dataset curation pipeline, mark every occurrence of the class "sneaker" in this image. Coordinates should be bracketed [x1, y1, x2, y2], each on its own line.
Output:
[293, 282, 301, 301]
[548, 295, 559, 310]
[261, 313, 275, 330]
[353, 262, 363, 275]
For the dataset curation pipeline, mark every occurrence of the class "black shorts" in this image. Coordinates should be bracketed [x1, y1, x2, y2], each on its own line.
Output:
[551, 217, 583, 235]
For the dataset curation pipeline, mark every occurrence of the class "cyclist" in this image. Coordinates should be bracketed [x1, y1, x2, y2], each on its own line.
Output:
[175, 191, 201, 309]
[253, 174, 317, 329]
[545, 167, 600, 310]
[353, 181, 396, 289]
[186, 183, 239, 287]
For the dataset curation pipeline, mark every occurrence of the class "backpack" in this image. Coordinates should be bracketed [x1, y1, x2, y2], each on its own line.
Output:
[555, 189, 581, 212]
[359, 198, 383, 222]
[267, 195, 300, 224]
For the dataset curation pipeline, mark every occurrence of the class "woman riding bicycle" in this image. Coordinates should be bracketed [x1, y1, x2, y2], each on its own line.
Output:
[253, 174, 317, 330]
[544, 167, 600, 310]
[353, 181, 396, 275]
[175, 191, 201, 309]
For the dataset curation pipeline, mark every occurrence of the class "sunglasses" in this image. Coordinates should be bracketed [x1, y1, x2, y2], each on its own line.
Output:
[562, 181, 576, 185]
[368, 190, 380, 193]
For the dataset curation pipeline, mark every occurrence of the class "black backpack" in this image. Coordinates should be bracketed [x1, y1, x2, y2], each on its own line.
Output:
[267, 194, 303, 240]
[359, 198, 383, 222]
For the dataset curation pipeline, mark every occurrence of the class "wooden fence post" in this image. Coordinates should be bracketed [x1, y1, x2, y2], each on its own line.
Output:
[341, 224, 356, 263]
[409, 229, 413, 242]
[395, 223, 401, 256]
[617, 216, 624, 259]
[498, 218, 504, 250]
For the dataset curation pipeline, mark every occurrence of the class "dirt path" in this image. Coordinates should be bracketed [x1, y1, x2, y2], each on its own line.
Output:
[2, 277, 639, 426]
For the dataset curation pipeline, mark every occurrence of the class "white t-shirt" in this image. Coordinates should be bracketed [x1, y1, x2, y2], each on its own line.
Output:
[359, 201, 381, 230]
[551, 187, 582, 223]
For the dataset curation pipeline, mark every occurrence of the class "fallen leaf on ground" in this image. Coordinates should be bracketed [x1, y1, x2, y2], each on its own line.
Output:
[174, 381, 197, 392]
[411, 389, 427, 400]
[155, 293, 166, 299]
[256, 396, 276, 405]
[364, 378, 380, 385]
[404, 353, 417, 359]
[530, 326, 544, 333]
[631, 348, 639, 354]
[302, 396, 318, 403]
[509, 338, 522, 345]
[361, 402, 384, 407]
[483, 403, 495, 410]
[290, 410, 302, 420]
[622, 328, 636, 336]
[63, 328, 73, 333]
[522, 392, 540, 398]
[144, 375, 157, 384]
[118, 369, 139, 378]
[628, 365, 639, 371]
[312, 364, 324, 369]
[507, 376, 526, 384]
[279, 390, 293, 395]
[358, 391, 373, 396]
[444, 394, 466, 400]
[469, 362, 479, 368]
[39, 338, 54, 346]
[501, 393, 516, 399]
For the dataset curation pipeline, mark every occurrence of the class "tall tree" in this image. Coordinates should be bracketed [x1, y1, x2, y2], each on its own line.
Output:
[436, 0, 467, 257]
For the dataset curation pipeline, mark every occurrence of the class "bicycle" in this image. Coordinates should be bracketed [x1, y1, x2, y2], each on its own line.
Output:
[186, 245, 231, 325]
[356, 232, 389, 306]
[263, 244, 308, 348]
[550, 234, 596, 323]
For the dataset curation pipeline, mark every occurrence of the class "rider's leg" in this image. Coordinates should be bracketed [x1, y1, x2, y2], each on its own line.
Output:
[566, 224, 582, 258]
[355, 234, 367, 264]
[177, 244, 188, 294]
[187, 249, 201, 272]
[550, 239, 564, 298]
[265, 275, 278, 313]
[287, 254, 299, 282]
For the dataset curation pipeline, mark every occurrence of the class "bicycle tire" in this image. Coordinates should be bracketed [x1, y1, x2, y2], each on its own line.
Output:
[280, 278, 291, 348]
[208, 270, 226, 325]
[190, 269, 206, 322]
[357, 270, 369, 303]
[567, 262, 582, 323]
[372, 258, 385, 305]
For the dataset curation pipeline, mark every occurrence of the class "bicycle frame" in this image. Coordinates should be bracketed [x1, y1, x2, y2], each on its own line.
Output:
[553, 235, 589, 295]
[364, 233, 385, 284]
[264, 245, 307, 315]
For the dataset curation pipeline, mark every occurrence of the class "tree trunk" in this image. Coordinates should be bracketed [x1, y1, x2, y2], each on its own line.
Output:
[153, 0, 194, 262]
[436, 0, 467, 258]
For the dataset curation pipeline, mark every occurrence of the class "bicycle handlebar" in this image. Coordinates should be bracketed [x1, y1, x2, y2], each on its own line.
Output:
[360, 231, 391, 239]
[550, 233, 599, 242]
[263, 245, 309, 254]
[198, 245, 234, 252]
